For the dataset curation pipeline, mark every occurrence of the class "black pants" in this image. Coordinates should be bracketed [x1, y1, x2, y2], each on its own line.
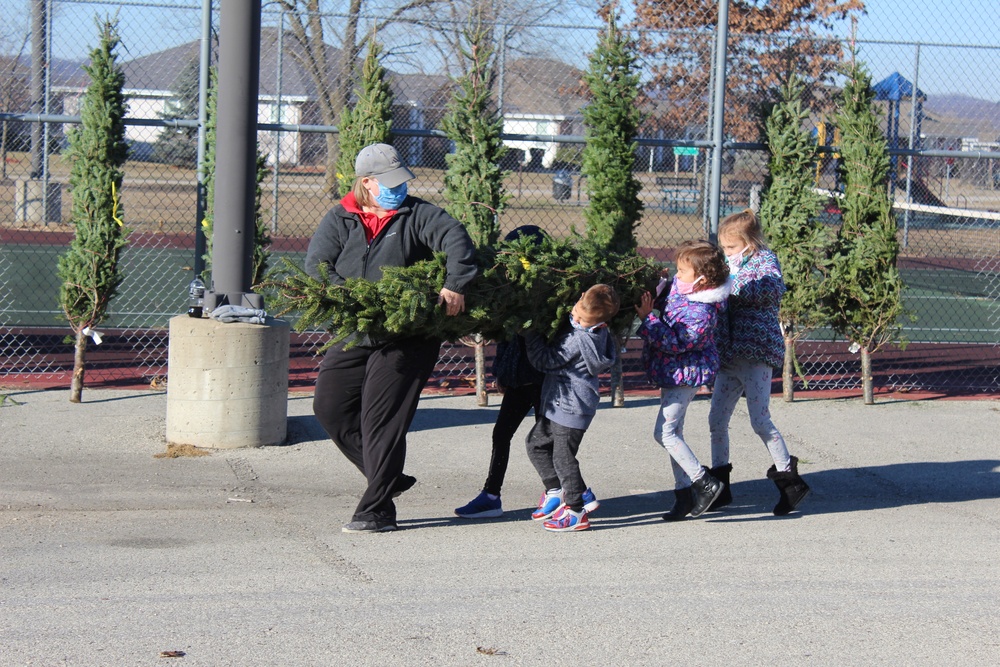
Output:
[483, 383, 542, 496]
[312, 336, 441, 523]
[525, 417, 588, 511]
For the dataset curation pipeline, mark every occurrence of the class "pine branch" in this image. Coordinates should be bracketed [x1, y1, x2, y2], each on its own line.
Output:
[263, 237, 660, 351]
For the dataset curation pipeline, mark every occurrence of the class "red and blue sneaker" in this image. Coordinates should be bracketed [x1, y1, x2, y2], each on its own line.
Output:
[543, 506, 590, 532]
[531, 489, 564, 520]
[582, 487, 599, 514]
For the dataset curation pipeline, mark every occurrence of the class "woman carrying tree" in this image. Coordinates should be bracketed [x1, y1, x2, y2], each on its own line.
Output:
[707, 209, 811, 516]
[305, 143, 477, 534]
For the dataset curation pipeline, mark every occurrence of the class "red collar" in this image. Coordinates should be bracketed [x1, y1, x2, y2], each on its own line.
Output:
[342, 192, 397, 243]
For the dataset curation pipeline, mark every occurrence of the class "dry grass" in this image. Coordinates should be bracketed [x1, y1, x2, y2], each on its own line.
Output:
[153, 443, 211, 458]
[3, 153, 997, 259]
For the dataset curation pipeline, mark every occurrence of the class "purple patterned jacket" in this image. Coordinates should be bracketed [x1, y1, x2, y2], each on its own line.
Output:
[717, 248, 786, 369]
[638, 278, 731, 388]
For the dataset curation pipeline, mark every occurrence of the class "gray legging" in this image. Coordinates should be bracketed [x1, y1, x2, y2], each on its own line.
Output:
[708, 357, 791, 472]
[653, 385, 707, 489]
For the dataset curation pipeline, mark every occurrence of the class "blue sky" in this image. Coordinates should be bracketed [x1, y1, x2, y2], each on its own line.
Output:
[845, 0, 999, 98]
[2, 0, 997, 100]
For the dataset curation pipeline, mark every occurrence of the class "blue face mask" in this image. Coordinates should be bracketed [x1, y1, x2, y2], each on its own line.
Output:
[375, 181, 408, 210]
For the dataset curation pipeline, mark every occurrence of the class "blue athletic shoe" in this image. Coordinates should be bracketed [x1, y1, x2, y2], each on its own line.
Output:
[455, 491, 503, 519]
[531, 489, 564, 520]
[582, 487, 600, 514]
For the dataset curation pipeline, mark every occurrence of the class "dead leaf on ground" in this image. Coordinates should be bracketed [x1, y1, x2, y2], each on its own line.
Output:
[159, 650, 186, 658]
[154, 444, 211, 459]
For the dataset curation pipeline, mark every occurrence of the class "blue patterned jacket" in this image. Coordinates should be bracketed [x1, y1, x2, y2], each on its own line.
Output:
[717, 249, 786, 369]
[638, 278, 731, 388]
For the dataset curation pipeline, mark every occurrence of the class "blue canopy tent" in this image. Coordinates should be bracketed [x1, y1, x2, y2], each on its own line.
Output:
[873, 72, 926, 195]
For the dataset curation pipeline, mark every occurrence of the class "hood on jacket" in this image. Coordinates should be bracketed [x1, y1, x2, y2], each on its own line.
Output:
[579, 327, 616, 376]
[688, 278, 732, 305]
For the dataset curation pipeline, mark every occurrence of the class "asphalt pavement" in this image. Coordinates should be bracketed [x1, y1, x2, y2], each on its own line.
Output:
[1, 388, 998, 666]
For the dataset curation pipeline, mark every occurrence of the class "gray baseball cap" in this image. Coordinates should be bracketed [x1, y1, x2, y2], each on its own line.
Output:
[354, 143, 416, 188]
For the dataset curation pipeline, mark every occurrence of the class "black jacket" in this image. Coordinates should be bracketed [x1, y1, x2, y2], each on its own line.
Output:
[304, 196, 477, 294]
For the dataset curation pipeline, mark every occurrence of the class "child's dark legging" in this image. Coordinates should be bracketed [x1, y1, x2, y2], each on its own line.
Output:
[484, 383, 542, 496]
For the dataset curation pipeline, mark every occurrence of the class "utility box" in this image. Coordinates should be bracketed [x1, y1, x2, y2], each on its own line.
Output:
[552, 170, 572, 201]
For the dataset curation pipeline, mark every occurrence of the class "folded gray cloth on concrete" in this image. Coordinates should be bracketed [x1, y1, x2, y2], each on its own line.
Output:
[209, 304, 268, 324]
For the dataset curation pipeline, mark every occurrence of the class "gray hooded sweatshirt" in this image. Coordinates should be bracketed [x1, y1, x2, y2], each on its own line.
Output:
[524, 323, 617, 431]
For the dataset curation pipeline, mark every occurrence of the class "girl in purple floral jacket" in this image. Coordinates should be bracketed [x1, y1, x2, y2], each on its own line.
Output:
[636, 240, 731, 521]
[709, 209, 810, 517]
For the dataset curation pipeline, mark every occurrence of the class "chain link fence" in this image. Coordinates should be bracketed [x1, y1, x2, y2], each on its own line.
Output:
[1, 0, 998, 394]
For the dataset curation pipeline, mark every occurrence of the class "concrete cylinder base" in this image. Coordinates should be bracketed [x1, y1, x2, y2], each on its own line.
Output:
[166, 315, 289, 449]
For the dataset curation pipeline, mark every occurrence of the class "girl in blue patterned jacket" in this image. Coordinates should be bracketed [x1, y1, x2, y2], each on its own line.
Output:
[708, 209, 810, 516]
[635, 240, 731, 521]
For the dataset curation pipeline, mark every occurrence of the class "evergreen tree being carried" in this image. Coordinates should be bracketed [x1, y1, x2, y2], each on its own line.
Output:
[335, 32, 394, 198]
[759, 72, 830, 401]
[57, 18, 129, 403]
[581, 8, 643, 255]
[201, 67, 272, 287]
[440, 14, 508, 250]
[826, 54, 907, 404]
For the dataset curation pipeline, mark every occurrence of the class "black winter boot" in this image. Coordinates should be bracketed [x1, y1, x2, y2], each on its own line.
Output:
[662, 487, 694, 522]
[690, 468, 724, 518]
[708, 464, 733, 510]
[766, 456, 810, 516]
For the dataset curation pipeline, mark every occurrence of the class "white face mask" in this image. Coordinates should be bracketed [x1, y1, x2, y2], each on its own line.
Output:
[726, 245, 750, 274]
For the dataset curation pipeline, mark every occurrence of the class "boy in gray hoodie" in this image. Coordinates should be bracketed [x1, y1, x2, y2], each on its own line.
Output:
[523, 284, 620, 532]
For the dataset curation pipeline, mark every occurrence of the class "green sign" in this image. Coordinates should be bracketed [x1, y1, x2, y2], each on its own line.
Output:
[673, 146, 699, 156]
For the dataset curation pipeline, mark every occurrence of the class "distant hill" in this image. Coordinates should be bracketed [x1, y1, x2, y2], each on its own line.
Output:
[924, 94, 1000, 132]
[14, 55, 88, 88]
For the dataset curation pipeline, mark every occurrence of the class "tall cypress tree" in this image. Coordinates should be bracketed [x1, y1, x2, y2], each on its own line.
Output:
[57, 18, 129, 403]
[441, 15, 508, 250]
[440, 15, 509, 404]
[201, 67, 271, 287]
[827, 55, 907, 404]
[335, 33, 394, 198]
[581, 9, 643, 254]
[151, 57, 200, 167]
[759, 72, 829, 402]
[581, 9, 643, 404]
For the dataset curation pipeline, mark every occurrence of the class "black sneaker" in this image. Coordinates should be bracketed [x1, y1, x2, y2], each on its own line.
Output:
[341, 519, 398, 533]
[392, 474, 417, 499]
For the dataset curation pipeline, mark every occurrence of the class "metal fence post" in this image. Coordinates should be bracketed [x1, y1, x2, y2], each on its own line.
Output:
[29, 0, 45, 179]
[707, 0, 731, 242]
[903, 43, 922, 250]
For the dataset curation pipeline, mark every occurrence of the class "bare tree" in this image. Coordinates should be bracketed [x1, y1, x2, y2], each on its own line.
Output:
[0, 28, 31, 179]
[274, 0, 443, 196]
[633, 0, 864, 142]
[272, 0, 586, 196]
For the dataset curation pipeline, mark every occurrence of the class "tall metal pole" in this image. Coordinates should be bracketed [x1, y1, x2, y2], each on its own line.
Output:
[707, 0, 730, 242]
[497, 24, 506, 117]
[41, 0, 52, 222]
[701, 32, 716, 233]
[29, 0, 46, 178]
[271, 10, 284, 235]
[207, 0, 263, 309]
[193, 0, 213, 279]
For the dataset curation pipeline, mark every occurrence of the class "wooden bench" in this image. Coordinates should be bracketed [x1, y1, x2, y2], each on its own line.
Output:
[656, 176, 699, 189]
[661, 186, 701, 213]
